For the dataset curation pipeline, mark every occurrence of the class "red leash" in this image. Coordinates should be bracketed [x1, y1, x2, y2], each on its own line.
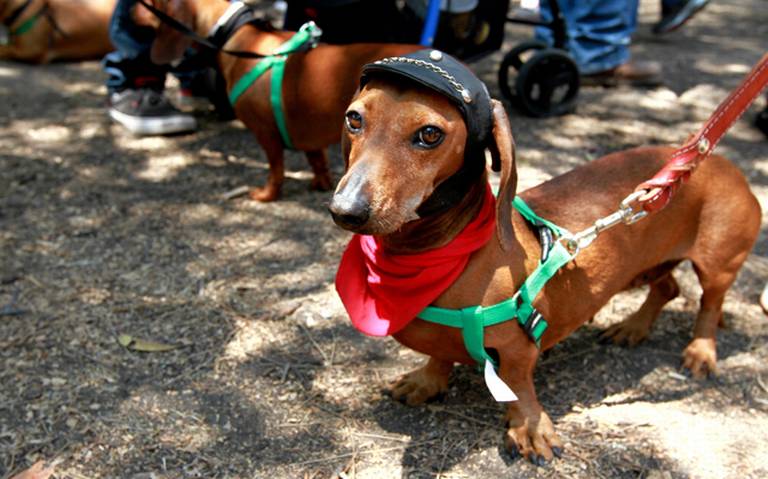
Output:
[635, 53, 768, 213]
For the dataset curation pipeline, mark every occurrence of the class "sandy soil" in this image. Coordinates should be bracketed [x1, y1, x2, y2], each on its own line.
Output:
[1, 1, 767, 478]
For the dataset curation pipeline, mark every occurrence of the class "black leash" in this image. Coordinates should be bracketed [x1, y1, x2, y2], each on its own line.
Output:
[2, 0, 34, 27]
[136, 0, 312, 60]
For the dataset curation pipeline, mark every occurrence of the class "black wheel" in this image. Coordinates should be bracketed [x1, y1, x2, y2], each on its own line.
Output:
[497, 40, 548, 102]
[515, 48, 580, 118]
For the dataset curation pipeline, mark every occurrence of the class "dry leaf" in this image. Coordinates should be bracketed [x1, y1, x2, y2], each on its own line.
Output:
[11, 460, 55, 479]
[117, 334, 178, 352]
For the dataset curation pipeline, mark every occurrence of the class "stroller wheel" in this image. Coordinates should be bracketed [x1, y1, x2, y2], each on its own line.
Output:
[515, 48, 580, 118]
[498, 40, 548, 102]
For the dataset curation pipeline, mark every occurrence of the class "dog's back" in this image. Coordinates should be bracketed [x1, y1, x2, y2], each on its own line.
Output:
[521, 146, 761, 350]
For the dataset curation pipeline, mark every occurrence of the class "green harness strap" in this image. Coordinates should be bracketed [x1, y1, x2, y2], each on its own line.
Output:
[228, 22, 321, 149]
[5, 6, 42, 39]
[11, 13, 38, 36]
[417, 196, 574, 366]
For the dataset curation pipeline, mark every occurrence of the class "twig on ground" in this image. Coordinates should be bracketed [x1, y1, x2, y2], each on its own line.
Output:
[756, 374, 768, 395]
[299, 324, 330, 365]
[221, 185, 250, 201]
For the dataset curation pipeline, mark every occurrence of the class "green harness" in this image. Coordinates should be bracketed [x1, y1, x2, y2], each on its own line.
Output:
[417, 196, 574, 367]
[0, 7, 42, 45]
[228, 22, 321, 149]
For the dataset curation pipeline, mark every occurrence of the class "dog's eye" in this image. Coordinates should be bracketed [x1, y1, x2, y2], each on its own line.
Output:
[345, 110, 363, 133]
[414, 126, 444, 148]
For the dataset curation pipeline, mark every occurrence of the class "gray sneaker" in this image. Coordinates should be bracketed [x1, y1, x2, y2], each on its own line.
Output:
[108, 88, 197, 136]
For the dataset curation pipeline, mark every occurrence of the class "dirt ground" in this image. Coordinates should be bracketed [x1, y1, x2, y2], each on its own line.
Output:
[1, 1, 767, 478]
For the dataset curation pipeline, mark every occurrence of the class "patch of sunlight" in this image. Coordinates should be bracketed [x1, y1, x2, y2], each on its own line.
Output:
[25, 125, 71, 143]
[135, 153, 194, 182]
[78, 123, 105, 140]
[572, 400, 768, 477]
[0, 65, 19, 77]
[638, 88, 678, 111]
[62, 81, 107, 95]
[115, 134, 174, 151]
[696, 58, 752, 75]
[222, 317, 271, 360]
[515, 163, 552, 191]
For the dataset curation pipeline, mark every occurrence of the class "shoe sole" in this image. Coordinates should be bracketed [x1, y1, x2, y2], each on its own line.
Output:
[653, 0, 710, 34]
[109, 108, 197, 136]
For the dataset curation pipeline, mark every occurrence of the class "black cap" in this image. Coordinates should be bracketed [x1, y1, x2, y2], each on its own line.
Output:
[360, 49, 493, 152]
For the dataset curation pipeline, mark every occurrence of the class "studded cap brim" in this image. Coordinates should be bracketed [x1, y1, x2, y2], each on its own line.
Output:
[360, 49, 493, 149]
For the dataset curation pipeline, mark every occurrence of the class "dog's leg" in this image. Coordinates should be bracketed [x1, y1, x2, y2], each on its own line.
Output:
[500, 342, 563, 464]
[249, 137, 285, 202]
[389, 357, 453, 406]
[304, 149, 333, 192]
[683, 265, 739, 378]
[601, 267, 680, 346]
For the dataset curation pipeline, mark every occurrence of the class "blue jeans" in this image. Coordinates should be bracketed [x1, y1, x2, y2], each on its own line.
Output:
[535, 0, 639, 75]
[102, 0, 208, 93]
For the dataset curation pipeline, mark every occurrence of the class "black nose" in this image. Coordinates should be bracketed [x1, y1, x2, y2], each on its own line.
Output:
[328, 195, 370, 229]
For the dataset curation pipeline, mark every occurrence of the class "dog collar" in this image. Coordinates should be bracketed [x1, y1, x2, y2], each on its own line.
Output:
[360, 49, 493, 218]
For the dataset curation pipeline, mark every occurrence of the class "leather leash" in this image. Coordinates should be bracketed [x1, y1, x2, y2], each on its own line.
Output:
[635, 53, 768, 213]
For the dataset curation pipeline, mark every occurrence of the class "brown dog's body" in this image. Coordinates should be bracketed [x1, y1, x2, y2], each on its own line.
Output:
[330, 79, 761, 462]
[0, 0, 114, 63]
[145, 0, 421, 200]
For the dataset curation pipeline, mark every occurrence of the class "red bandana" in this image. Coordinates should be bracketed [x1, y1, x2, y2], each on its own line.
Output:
[335, 184, 496, 336]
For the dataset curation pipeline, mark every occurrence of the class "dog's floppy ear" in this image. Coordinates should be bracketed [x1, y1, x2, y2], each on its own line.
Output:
[488, 99, 517, 251]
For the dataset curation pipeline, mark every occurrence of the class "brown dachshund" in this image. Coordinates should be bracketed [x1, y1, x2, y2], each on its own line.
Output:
[329, 51, 761, 464]
[0, 0, 114, 63]
[140, 0, 421, 201]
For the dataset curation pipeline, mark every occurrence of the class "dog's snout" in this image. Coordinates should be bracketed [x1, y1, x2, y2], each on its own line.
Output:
[329, 195, 371, 229]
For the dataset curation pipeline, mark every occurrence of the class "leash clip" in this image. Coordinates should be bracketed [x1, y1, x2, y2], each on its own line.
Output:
[561, 191, 649, 256]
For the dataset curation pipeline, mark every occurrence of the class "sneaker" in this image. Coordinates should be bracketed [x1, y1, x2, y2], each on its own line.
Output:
[108, 88, 197, 136]
[653, 0, 710, 35]
[581, 60, 663, 88]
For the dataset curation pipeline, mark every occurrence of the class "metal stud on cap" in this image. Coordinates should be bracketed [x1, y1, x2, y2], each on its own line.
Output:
[461, 89, 472, 103]
[429, 50, 443, 61]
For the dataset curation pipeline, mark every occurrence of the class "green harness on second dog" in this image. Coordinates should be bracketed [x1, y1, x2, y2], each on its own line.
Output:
[227, 22, 322, 149]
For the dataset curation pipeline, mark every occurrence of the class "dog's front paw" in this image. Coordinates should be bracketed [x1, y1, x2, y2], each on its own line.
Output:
[682, 337, 718, 379]
[389, 367, 449, 406]
[505, 410, 563, 466]
[249, 185, 281, 202]
[600, 314, 651, 347]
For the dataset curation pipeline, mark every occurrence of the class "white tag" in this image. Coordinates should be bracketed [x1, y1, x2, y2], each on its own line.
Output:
[484, 360, 518, 402]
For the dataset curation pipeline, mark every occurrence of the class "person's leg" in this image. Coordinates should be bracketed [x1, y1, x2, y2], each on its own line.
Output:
[103, 0, 166, 93]
[102, 0, 196, 135]
[535, 0, 660, 86]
